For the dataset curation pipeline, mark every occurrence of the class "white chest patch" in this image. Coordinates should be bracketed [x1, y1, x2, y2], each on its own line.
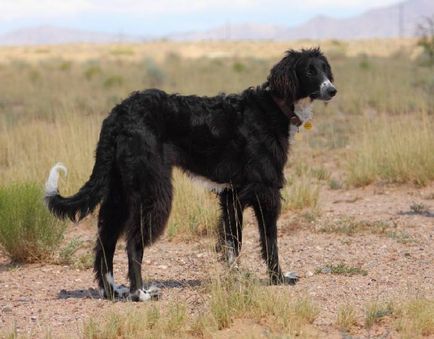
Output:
[186, 172, 230, 193]
[289, 98, 314, 143]
[294, 98, 313, 123]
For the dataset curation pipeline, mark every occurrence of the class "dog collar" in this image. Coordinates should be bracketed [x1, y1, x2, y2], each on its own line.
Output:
[271, 96, 303, 127]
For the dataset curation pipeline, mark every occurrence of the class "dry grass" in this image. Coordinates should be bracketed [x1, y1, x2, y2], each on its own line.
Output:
[317, 217, 391, 236]
[208, 273, 319, 332]
[347, 113, 434, 187]
[282, 163, 321, 211]
[365, 301, 394, 329]
[83, 303, 188, 338]
[0, 39, 420, 64]
[336, 304, 358, 332]
[167, 170, 219, 240]
[82, 273, 320, 338]
[395, 299, 434, 338]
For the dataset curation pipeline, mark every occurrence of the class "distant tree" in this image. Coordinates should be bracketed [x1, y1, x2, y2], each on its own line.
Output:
[417, 16, 434, 65]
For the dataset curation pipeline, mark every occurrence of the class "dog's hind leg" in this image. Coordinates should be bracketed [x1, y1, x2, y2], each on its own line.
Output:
[118, 137, 173, 301]
[125, 174, 172, 301]
[94, 168, 129, 300]
[217, 189, 246, 268]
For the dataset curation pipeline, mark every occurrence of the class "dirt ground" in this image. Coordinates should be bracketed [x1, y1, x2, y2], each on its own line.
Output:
[1, 183, 433, 338]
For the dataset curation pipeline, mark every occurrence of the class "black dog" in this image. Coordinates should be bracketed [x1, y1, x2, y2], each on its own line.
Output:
[45, 48, 336, 301]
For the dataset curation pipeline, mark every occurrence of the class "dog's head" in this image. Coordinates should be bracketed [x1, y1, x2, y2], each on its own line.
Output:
[267, 48, 336, 104]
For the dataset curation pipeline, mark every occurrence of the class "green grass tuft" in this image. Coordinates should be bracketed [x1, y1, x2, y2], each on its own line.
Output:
[315, 263, 368, 276]
[365, 301, 394, 329]
[0, 182, 67, 263]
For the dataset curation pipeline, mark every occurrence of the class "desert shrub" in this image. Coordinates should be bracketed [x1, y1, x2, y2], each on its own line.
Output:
[143, 58, 166, 87]
[417, 16, 434, 65]
[83, 64, 102, 80]
[0, 182, 66, 262]
[103, 75, 124, 88]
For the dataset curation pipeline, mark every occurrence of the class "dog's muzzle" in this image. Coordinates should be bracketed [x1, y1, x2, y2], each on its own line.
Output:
[319, 79, 337, 101]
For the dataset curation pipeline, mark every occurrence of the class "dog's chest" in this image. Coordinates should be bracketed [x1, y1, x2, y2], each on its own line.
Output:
[289, 98, 313, 143]
[186, 171, 229, 193]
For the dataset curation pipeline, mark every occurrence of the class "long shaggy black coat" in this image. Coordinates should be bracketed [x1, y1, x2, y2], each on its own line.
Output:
[45, 48, 336, 301]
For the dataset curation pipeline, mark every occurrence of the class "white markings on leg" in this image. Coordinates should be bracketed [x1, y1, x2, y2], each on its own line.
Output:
[105, 273, 129, 298]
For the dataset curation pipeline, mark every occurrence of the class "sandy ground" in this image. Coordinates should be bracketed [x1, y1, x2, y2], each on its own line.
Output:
[0, 183, 433, 338]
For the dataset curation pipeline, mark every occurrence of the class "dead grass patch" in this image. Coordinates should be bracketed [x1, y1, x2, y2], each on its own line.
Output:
[336, 304, 358, 332]
[395, 299, 434, 337]
[347, 113, 434, 187]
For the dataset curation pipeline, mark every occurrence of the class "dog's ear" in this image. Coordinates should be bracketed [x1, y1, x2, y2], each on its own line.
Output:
[267, 50, 299, 104]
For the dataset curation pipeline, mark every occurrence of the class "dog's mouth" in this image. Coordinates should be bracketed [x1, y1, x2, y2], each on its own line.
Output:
[309, 87, 337, 101]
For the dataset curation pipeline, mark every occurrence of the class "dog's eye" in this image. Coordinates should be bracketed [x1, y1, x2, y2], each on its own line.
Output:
[307, 65, 317, 76]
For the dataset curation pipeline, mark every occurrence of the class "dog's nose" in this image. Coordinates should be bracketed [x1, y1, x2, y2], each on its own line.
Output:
[327, 87, 337, 97]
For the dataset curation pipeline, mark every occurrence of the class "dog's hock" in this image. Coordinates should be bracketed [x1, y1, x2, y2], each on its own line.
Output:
[45, 163, 67, 196]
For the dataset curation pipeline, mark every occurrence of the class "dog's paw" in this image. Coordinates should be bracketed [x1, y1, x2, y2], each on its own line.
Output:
[99, 283, 130, 300]
[283, 271, 299, 285]
[114, 284, 130, 298]
[129, 286, 161, 302]
[269, 271, 299, 285]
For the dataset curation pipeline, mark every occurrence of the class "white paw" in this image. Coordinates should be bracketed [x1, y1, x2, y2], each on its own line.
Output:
[114, 284, 129, 298]
[130, 286, 161, 302]
[283, 271, 299, 284]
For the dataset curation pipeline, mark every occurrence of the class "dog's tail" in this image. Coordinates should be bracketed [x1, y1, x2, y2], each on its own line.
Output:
[44, 117, 116, 222]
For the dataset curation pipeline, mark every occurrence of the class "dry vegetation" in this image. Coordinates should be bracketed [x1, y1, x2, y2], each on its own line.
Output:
[0, 39, 433, 337]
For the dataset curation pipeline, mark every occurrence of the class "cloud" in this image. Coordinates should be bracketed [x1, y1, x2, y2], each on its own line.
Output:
[0, 0, 91, 20]
[0, 0, 402, 20]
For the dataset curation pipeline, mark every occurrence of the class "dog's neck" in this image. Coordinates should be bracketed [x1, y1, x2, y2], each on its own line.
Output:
[271, 96, 303, 127]
[271, 96, 313, 127]
[271, 95, 314, 145]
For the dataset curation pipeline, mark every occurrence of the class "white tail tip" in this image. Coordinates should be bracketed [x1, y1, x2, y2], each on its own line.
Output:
[45, 163, 67, 196]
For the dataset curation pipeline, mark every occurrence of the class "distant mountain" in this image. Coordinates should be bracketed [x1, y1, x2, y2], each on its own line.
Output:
[0, 25, 142, 45]
[0, 0, 432, 44]
[167, 23, 288, 41]
[168, 0, 434, 40]
[278, 0, 434, 40]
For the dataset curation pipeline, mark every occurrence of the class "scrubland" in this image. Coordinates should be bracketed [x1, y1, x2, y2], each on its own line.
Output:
[0, 39, 433, 338]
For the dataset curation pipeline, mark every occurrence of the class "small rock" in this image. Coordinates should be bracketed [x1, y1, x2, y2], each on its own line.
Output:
[306, 271, 314, 277]
[2, 306, 12, 313]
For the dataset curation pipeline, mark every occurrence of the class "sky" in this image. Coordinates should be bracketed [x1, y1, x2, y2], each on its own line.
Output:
[0, 0, 404, 36]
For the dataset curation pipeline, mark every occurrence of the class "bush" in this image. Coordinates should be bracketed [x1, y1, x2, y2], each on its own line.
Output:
[0, 182, 66, 262]
[417, 16, 434, 65]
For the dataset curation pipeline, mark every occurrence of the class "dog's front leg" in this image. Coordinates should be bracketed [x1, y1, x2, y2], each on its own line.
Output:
[252, 189, 299, 285]
[216, 189, 245, 269]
